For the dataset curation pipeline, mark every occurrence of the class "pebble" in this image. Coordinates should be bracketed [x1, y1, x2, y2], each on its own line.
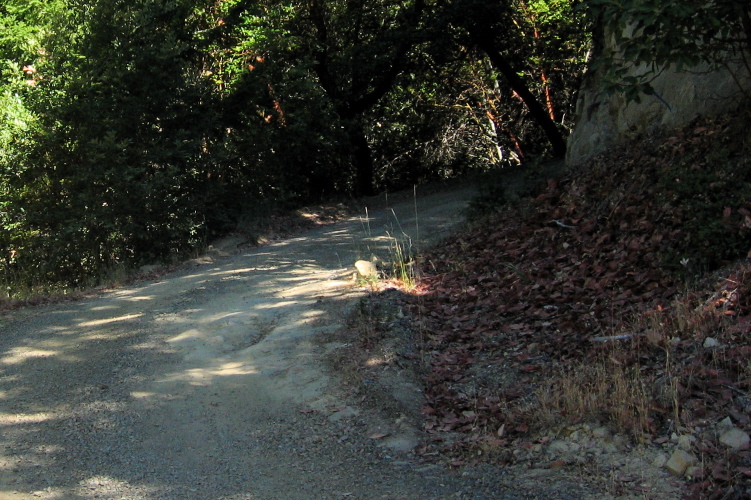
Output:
[328, 406, 360, 422]
[591, 427, 610, 439]
[703, 337, 720, 348]
[665, 449, 696, 476]
[719, 428, 750, 450]
[546, 440, 571, 455]
[717, 416, 735, 431]
[354, 260, 378, 279]
[652, 452, 669, 468]
[677, 434, 695, 451]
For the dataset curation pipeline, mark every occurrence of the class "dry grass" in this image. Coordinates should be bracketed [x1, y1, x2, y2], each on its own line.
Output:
[535, 360, 652, 440]
[533, 279, 746, 440]
[385, 232, 419, 290]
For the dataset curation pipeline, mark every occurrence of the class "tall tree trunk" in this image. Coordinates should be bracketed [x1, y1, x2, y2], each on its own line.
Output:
[531, 25, 556, 121]
[349, 119, 375, 197]
[741, 6, 751, 55]
[468, 29, 567, 158]
[307, 0, 424, 197]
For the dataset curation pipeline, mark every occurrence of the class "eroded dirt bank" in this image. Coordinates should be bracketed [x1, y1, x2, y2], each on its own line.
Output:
[1, 185, 616, 499]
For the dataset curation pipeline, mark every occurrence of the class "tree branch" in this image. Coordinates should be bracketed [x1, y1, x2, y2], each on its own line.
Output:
[469, 29, 566, 158]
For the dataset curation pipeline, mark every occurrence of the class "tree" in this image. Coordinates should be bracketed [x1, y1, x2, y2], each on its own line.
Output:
[0, 0, 592, 290]
[211, 0, 353, 203]
[217, 0, 588, 198]
[305, 0, 427, 195]
[435, 0, 588, 160]
[219, 0, 428, 196]
[12, 0, 218, 283]
[0, 0, 67, 289]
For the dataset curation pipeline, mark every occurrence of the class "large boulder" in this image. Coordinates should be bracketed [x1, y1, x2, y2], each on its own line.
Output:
[567, 39, 749, 166]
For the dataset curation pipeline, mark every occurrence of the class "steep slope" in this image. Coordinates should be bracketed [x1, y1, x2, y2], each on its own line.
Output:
[412, 111, 751, 498]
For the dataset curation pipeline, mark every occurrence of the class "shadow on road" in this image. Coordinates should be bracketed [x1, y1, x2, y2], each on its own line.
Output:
[0, 186, 478, 499]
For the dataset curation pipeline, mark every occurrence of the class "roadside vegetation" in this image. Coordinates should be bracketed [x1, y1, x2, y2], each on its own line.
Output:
[0, 0, 588, 295]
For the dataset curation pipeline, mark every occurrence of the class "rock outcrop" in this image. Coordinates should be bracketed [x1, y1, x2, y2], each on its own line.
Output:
[567, 41, 749, 166]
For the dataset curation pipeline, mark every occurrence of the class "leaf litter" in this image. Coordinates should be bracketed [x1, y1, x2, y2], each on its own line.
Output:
[404, 112, 751, 499]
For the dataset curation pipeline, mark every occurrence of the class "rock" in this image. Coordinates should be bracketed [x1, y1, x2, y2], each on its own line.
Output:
[546, 440, 571, 455]
[677, 434, 696, 451]
[354, 260, 378, 279]
[703, 337, 720, 348]
[592, 426, 610, 439]
[665, 449, 697, 476]
[652, 452, 669, 468]
[600, 442, 620, 454]
[381, 434, 420, 453]
[719, 428, 750, 450]
[599, 435, 626, 454]
[328, 406, 360, 422]
[571, 454, 587, 465]
[567, 37, 750, 166]
[718, 416, 735, 431]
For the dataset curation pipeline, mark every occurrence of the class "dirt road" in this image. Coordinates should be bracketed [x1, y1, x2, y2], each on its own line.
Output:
[0, 185, 598, 499]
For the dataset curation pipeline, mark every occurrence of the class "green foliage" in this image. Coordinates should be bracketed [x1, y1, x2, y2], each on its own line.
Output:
[388, 232, 416, 290]
[368, 0, 589, 191]
[584, 0, 751, 100]
[422, 0, 589, 162]
[0, 0, 61, 70]
[0, 0, 592, 292]
[215, 4, 354, 201]
[369, 72, 487, 190]
[3, 0, 218, 286]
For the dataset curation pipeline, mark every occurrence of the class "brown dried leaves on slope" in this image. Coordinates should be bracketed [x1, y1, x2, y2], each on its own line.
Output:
[411, 113, 751, 496]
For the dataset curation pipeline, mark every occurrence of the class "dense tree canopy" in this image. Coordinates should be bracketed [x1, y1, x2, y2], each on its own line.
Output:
[0, 0, 592, 290]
